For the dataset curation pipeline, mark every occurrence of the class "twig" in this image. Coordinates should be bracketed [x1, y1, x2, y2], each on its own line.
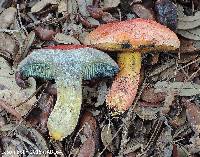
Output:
[0, 29, 20, 33]
[14, 83, 44, 108]
[0, 100, 22, 120]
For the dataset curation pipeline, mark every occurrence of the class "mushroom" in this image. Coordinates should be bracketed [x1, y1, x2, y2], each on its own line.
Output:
[16, 47, 119, 140]
[84, 18, 180, 113]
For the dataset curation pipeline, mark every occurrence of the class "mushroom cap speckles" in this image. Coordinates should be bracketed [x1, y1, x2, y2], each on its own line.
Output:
[18, 47, 119, 80]
[84, 18, 180, 52]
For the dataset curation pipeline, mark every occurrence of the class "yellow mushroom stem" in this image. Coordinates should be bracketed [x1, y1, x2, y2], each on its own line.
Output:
[47, 78, 82, 140]
[106, 51, 141, 113]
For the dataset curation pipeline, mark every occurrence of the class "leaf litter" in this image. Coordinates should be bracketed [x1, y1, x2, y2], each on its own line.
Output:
[0, 0, 200, 156]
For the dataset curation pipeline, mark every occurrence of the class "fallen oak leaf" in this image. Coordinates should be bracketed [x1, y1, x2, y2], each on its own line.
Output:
[178, 11, 200, 30]
[31, 0, 59, 13]
[54, 33, 81, 45]
[0, 57, 37, 116]
[154, 81, 200, 96]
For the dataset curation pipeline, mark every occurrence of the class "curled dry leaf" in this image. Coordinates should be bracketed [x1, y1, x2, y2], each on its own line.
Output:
[75, 111, 97, 157]
[103, 0, 120, 9]
[185, 102, 200, 134]
[179, 37, 200, 53]
[101, 123, 118, 153]
[177, 5, 200, 40]
[154, 81, 200, 96]
[186, 135, 200, 154]
[35, 26, 56, 41]
[178, 28, 200, 40]
[131, 4, 155, 20]
[0, 7, 16, 29]
[102, 12, 118, 23]
[135, 103, 160, 120]
[141, 87, 166, 103]
[95, 81, 107, 107]
[13, 31, 36, 68]
[177, 11, 200, 30]
[31, 0, 58, 13]
[77, 137, 95, 157]
[0, 33, 19, 60]
[76, 0, 90, 17]
[54, 33, 80, 45]
[87, 6, 105, 19]
[156, 127, 173, 157]
[0, 58, 36, 116]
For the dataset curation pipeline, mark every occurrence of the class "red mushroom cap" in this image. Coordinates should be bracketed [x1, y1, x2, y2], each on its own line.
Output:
[84, 18, 180, 52]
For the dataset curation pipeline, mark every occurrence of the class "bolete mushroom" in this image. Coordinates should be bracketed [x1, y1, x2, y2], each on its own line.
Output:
[16, 47, 119, 140]
[84, 18, 180, 113]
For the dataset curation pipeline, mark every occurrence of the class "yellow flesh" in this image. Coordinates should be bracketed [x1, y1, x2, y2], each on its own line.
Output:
[117, 51, 141, 78]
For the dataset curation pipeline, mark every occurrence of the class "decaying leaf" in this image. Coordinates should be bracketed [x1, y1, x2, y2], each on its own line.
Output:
[155, 126, 173, 157]
[31, 0, 59, 13]
[178, 28, 200, 40]
[101, 123, 118, 152]
[131, 4, 155, 20]
[77, 137, 95, 157]
[177, 4, 200, 40]
[103, 0, 120, 9]
[0, 57, 36, 116]
[178, 11, 200, 30]
[95, 81, 107, 107]
[154, 81, 200, 96]
[186, 135, 200, 154]
[34, 26, 56, 41]
[185, 102, 200, 134]
[76, 0, 90, 17]
[58, 0, 78, 14]
[87, 17, 100, 27]
[135, 102, 160, 120]
[0, 33, 19, 60]
[1, 125, 49, 157]
[54, 33, 80, 45]
[13, 31, 35, 67]
[0, 7, 16, 29]
[141, 87, 166, 103]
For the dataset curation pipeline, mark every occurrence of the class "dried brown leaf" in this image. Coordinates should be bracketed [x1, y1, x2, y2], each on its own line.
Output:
[178, 28, 200, 40]
[186, 102, 200, 134]
[77, 137, 95, 157]
[135, 104, 160, 120]
[154, 81, 200, 96]
[31, 0, 59, 13]
[131, 4, 155, 20]
[141, 87, 166, 103]
[0, 33, 18, 60]
[35, 26, 56, 41]
[178, 11, 200, 29]
[103, 0, 120, 9]
[0, 58, 36, 116]
[54, 33, 80, 44]
[0, 7, 16, 29]
[76, 0, 90, 17]
[101, 123, 117, 152]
